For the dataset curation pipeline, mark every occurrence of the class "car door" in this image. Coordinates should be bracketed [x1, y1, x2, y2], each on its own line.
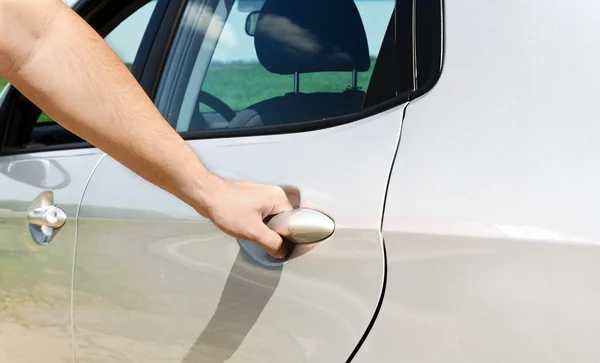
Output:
[72, 0, 420, 362]
[0, 1, 162, 362]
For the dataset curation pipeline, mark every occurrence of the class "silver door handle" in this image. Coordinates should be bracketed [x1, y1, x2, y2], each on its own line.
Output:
[265, 208, 334, 244]
[27, 191, 67, 246]
[27, 205, 67, 229]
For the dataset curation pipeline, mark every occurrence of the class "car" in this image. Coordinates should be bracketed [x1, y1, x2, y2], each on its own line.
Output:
[1, 0, 599, 362]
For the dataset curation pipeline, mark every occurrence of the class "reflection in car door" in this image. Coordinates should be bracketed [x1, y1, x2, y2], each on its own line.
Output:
[0, 150, 103, 363]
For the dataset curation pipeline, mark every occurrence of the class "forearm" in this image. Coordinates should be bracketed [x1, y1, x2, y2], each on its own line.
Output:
[0, 0, 221, 213]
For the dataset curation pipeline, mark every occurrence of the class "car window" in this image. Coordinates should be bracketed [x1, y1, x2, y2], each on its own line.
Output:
[155, 0, 405, 133]
[202, 1, 393, 111]
[0, 78, 6, 95]
[107, 1, 157, 66]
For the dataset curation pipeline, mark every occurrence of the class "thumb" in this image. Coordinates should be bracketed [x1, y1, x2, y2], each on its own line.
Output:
[251, 222, 286, 259]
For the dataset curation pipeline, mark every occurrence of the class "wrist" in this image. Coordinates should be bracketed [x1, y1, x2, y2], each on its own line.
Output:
[184, 171, 226, 218]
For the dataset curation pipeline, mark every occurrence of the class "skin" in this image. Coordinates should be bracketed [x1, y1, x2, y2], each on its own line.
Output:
[0, 0, 292, 258]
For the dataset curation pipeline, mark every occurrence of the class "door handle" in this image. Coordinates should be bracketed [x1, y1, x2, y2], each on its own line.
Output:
[265, 208, 334, 244]
[28, 205, 67, 229]
[238, 208, 334, 268]
[27, 191, 67, 246]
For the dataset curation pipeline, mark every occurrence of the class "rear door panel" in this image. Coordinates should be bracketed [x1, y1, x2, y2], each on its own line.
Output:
[354, 0, 600, 361]
[73, 108, 404, 362]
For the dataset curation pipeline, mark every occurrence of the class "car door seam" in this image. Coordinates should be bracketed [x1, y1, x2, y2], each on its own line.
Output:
[345, 103, 409, 362]
[69, 152, 107, 363]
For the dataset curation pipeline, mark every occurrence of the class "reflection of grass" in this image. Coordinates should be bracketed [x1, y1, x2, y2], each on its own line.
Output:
[0, 216, 73, 323]
[72, 219, 171, 310]
[37, 113, 53, 123]
[0, 217, 71, 291]
[0, 216, 123, 324]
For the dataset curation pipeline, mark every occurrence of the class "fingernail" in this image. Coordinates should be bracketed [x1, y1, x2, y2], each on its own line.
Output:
[275, 247, 286, 259]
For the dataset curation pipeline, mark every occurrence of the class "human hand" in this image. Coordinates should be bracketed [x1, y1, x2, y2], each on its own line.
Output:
[198, 179, 294, 258]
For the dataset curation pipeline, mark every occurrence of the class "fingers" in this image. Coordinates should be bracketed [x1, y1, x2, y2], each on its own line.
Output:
[207, 184, 295, 259]
[272, 187, 294, 215]
[246, 187, 293, 258]
[249, 222, 286, 259]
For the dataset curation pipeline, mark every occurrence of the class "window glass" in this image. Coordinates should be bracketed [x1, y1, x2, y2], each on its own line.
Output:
[0, 79, 7, 95]
[156, 0, 401, 132]
[202, 1, 392, 111]
[105, 1, 157, 67]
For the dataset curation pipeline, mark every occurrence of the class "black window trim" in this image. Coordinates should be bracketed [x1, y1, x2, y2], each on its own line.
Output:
[411, 0, 444, 100]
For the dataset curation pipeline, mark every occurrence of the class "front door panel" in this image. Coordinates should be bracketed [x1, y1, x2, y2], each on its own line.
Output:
[0, 149, 102, 363]
[73, 108, 404, 362]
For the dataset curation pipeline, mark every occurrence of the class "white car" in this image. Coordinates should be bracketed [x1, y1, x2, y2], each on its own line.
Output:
[0, 0, 598, 362]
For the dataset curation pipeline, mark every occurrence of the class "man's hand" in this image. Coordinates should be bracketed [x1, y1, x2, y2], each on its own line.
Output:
[200, 180, 294, 258]
[0, 0, 294, 256]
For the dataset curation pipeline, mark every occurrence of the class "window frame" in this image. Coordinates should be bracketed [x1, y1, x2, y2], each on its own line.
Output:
[150, 0, 444, 140]
[0, 0, 174, 156]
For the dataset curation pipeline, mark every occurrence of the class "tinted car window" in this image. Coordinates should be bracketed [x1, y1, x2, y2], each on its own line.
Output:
[155, 0, 403, 132]
[202, 1, 393, 112]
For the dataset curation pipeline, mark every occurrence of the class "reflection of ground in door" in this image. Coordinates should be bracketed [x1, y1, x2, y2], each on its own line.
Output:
[0, 310, 71, 363]
[0, 215, 73, 363]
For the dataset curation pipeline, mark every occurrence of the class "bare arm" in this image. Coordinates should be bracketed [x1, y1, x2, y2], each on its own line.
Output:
[0, 0, 291, 257]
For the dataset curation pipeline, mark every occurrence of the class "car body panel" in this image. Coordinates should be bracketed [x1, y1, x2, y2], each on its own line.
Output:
[0, 149, 103, 363]
[353, 0, 600, 362]
[72, 106, 405, 362]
